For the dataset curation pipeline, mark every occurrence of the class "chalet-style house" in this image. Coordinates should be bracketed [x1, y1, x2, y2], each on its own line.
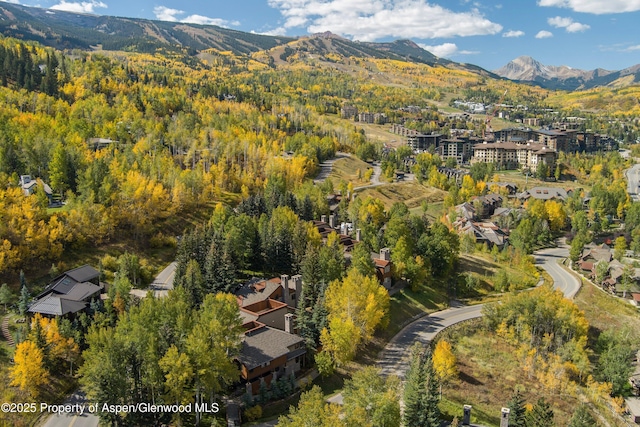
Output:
[373, 248, 393, 290]
[236, 275, 301, 329]
[455, 219, 509, 249]
[28, 265, 103, 317]
[238, 319, 306, 395]
[20, 175, 53, 202]
[234, 275, 307, 394]
[517, 187, 571, 202]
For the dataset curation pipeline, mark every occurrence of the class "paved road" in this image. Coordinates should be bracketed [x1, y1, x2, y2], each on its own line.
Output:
[375, 243, 580, 380]
[534, 244, 581, 299]
[626, 163, 640, 202]
[41, 391, 99, 427]
[313, 152, 349, 183]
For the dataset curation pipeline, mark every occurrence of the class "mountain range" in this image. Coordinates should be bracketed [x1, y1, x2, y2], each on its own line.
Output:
[493, 56, 640, 91]
[1, 2, 640, 92]
[0, 2, 496, 79]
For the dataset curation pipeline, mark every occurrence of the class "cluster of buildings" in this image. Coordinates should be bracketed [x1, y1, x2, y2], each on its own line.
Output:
[576, 243, 640, 302]
[27, 212, 396, 398]
[340, 105, 388, 124]
[452, 184, 573, 249]
[389, 120, 617, 172]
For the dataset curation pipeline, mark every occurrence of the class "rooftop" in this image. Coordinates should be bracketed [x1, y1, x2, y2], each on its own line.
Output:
[238, 325, 304, 370]
[28, 296, 87, 317]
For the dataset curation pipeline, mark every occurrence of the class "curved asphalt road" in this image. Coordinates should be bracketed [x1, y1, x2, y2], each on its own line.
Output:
[375, 243, 580, 379]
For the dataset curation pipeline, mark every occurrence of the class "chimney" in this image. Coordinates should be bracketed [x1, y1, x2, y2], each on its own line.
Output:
[284, 313, 294, 334]
[329, 215, 336, 228]
[321, 214, 327, 224]
[281, 275, 290, 306]
[463, 405, 472, 425]
[500, 408, 510, 427]
[356, 229, 361, 242]
[291, 275, 303, 307]
[380, 248, 390, 261]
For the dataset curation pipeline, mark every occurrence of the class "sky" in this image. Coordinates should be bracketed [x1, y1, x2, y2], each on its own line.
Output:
[4, 0, 640, 71]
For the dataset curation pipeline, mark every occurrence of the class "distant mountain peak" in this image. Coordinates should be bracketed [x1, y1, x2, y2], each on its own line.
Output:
[309, 31, 345, 40]
[494, 56, 639, 91]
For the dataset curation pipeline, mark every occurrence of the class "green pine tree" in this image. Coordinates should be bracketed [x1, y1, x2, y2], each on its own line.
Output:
[403, 342, 427, 427]
[403, 343, 440, 427]
[18, 271, 30, 316]
[507, 389, 527, 427]
[525, 397, 554, 427]
[424, 347, 441, 427]
[568, 404, 597, 427]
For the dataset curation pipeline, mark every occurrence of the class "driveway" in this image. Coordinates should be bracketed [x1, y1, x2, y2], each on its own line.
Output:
[40, 391, 99, 427]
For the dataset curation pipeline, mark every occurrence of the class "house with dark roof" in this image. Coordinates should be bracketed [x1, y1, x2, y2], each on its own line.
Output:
[517, 187, 570, 202]
[457, 220, 509, 249]
[238, 319, 306, 395]
[486, 182, 518, 196]
[29, 265, 103, 317]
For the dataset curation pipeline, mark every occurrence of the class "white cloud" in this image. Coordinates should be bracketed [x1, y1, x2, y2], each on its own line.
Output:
[182, 14, 240, 27]
[565, 22, 590, 32]
[535, 30, 554, 38]
[503, 30, 525, 38]
[419, 42, 477, 58]
[538, 0, 640, 14]
[625, 44, 640, 51]
[153, 5, 239, 27]
[153, 6, 182, 22]
[0, 0, 21, 4]
[50, 1, 107, 14]
[548, 16, 590, 32]
[267, 0, 502, 41]
[420, 43, 458, 58]
[255, 27, 288, 36]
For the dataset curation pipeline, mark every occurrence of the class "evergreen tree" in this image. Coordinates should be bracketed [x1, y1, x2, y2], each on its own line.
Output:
[424, 347, 440, 427]
[299, 195, 314, 221]
[18, 270, 30, 316]
[525, 398, 554, 427]
[0, 284, 14, 312]
[180, 259, 204, 307]
[301, 243, 323, 286]
[568, 404, 597, 427]
[506, 389, 527, 427]
[403, 343, 428, 427]
[350, 241, 376, 277]
[403, 343, 440, 427]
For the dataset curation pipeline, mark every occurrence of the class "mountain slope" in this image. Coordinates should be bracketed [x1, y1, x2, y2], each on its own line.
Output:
[0, 2, 497, 79]
[494, 56, 640, 90]
[0, 2, 293, 53]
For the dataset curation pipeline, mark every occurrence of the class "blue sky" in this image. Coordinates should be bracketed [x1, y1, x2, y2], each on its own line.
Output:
[5, 0, 640, 71]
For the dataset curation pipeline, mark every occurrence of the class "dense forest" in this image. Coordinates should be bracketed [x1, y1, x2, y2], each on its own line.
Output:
[1, 28, 640, 426]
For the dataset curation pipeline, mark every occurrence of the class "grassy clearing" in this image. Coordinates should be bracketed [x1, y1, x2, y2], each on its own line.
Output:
[442, 322, 582, 427]
[409, 201, 445, 221]
[327, 156, 373, 187]
[574, 278, 640, 340]
[358, 182, 447, 210]
[455, 252, 538, 302]
[492, 170, 586, 192]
